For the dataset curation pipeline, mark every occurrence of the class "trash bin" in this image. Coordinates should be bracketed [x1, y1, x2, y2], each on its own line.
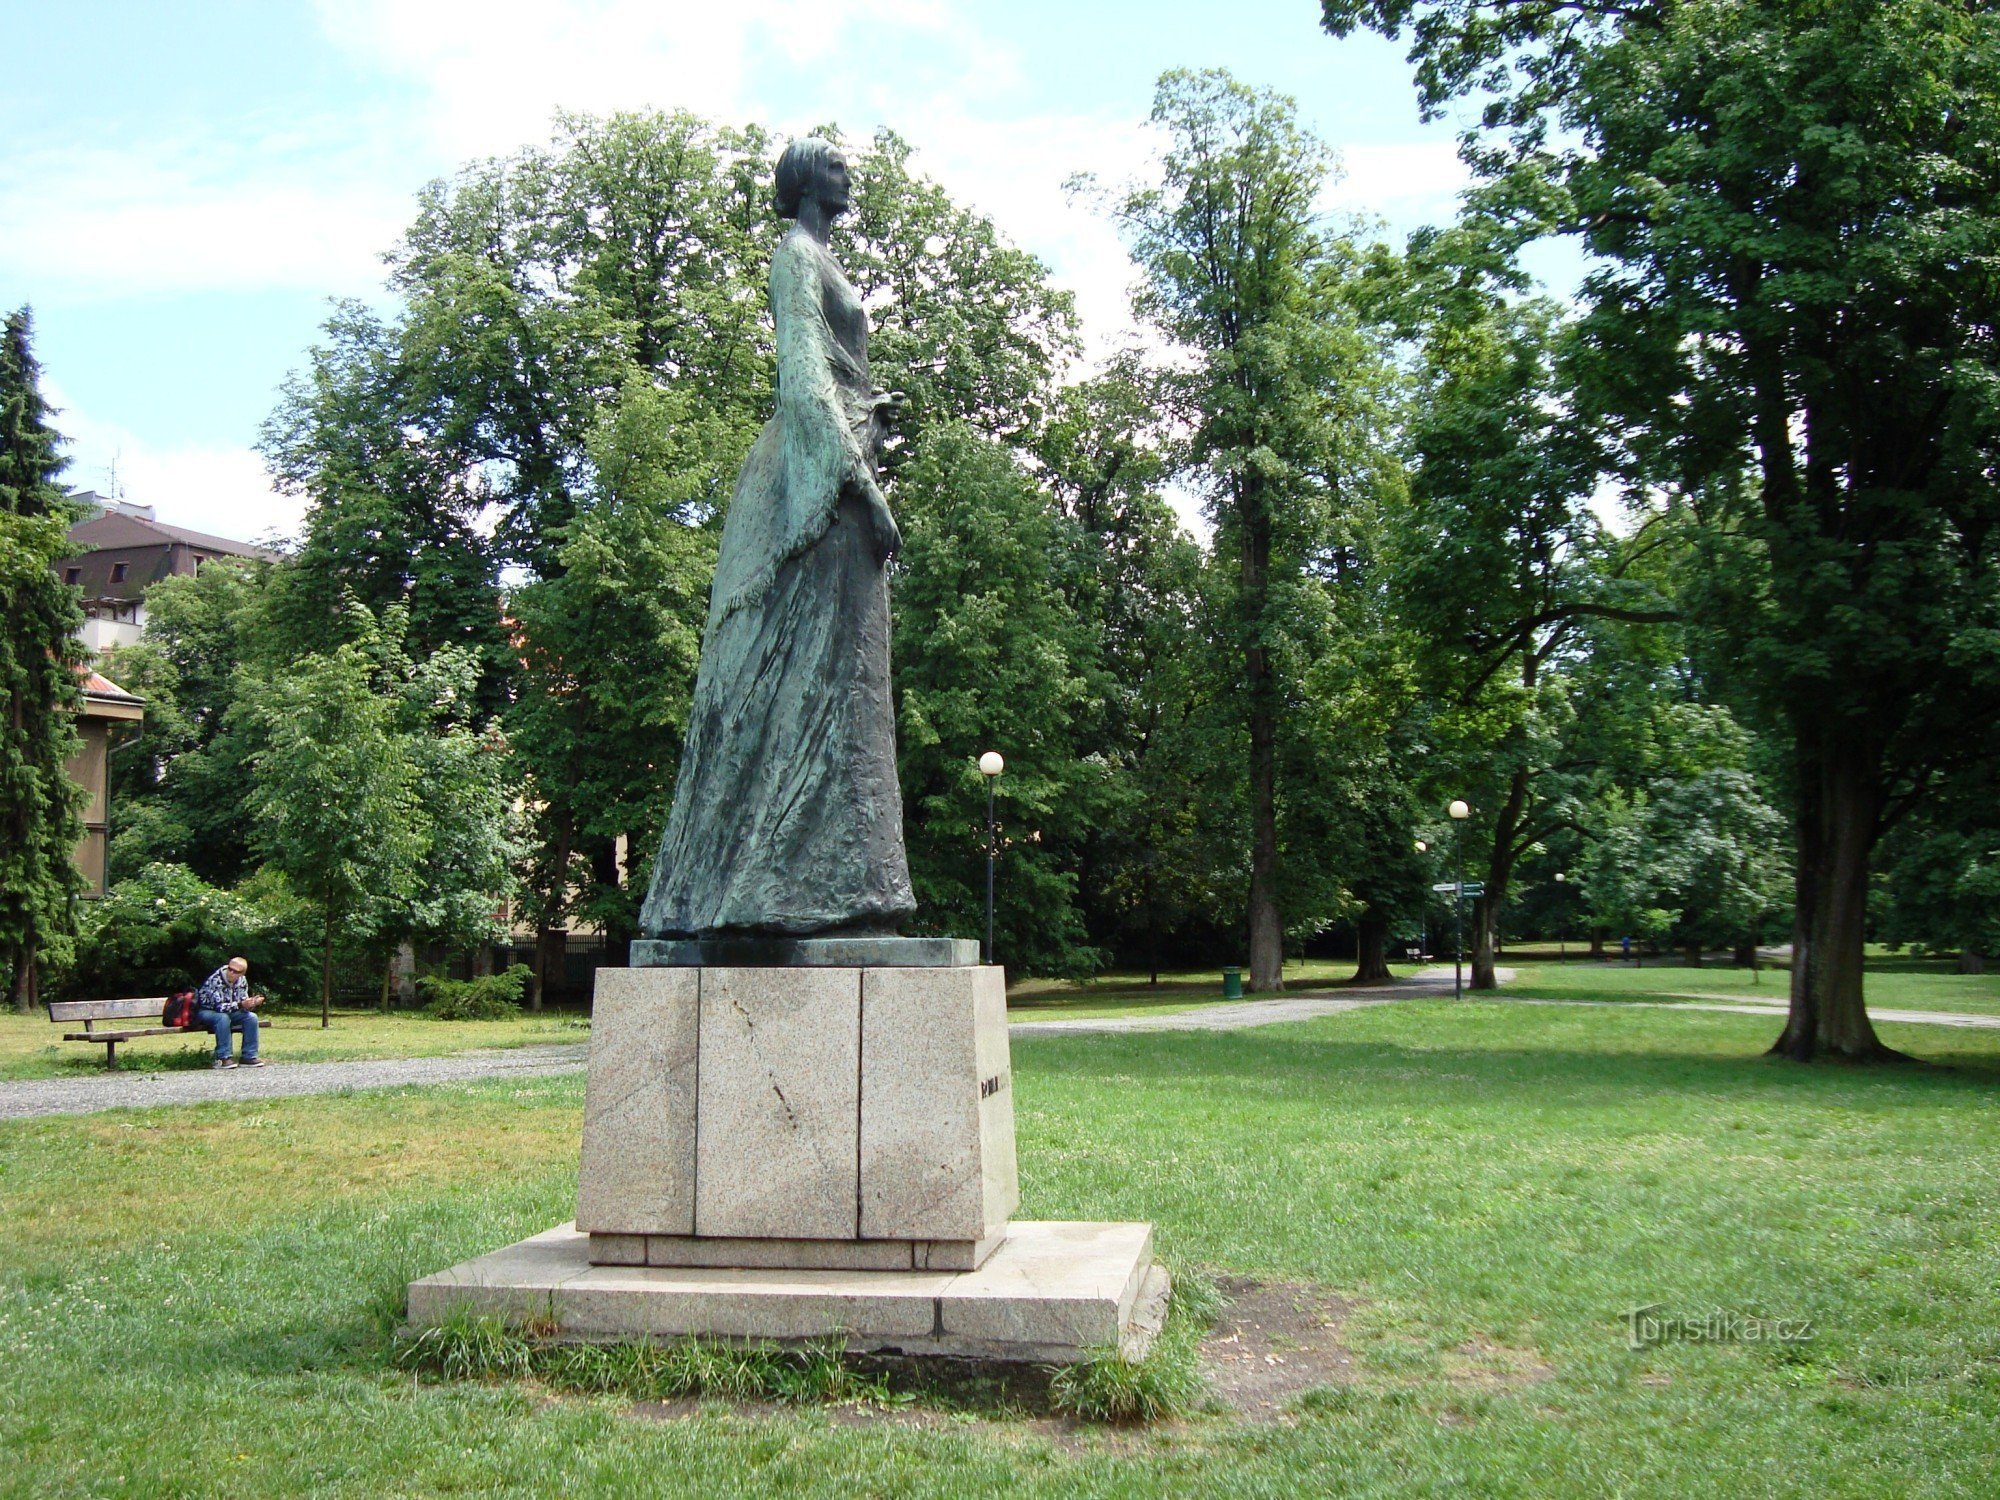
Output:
[1222, 966, 1243, 999]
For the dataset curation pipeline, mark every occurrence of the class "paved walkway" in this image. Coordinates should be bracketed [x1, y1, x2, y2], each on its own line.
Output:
[1007, 966, 1508, 1035]
[0, 1043, 590, 1122]
[9, 970, 1991, 1122]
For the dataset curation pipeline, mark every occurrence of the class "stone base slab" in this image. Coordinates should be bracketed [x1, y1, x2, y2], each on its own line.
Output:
[631, 936, 981, 968]
[589, 1230, 1005, 1273]
[410, 1220, 1167, 1363]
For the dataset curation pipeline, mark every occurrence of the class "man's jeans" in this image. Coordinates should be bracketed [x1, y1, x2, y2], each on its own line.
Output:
[196, 1008, 258, 1061]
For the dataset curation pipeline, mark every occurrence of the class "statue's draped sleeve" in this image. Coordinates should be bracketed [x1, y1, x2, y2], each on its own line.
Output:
[708, 232, 873, 623]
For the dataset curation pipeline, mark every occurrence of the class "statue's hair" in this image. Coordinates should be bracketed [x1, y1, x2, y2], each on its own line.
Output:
[774, 138, 840, 219]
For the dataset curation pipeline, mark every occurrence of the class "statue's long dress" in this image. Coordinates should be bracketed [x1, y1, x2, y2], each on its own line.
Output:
[640, 228, 916, 937]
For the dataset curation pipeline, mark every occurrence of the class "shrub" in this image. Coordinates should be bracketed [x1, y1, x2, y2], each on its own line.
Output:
[419, 963, 530, 1020]
[59, 862, 314, 1005]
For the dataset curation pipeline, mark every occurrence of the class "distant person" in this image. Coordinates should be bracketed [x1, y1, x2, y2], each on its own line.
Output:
[1620, 935, 1633, 963]
[195, 956, 265, 1069]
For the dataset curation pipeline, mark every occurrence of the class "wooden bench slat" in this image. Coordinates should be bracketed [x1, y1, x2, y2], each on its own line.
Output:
[62, 1027, 187, 1042]
[47, 998, 170, 1023]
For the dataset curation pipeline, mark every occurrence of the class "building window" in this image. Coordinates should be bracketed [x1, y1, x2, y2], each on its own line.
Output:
[64, 567, 80, 585]
[110, 562, 128, 583]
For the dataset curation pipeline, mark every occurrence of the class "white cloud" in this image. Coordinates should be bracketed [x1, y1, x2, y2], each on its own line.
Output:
[0, 121, 411, 302]
[49, 383, 302, 547]
[311, 0, 961, 158]
[1325, 139, 1471, 224]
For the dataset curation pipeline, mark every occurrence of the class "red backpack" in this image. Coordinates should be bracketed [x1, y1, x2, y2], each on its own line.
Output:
[162, 989, 197, 1029]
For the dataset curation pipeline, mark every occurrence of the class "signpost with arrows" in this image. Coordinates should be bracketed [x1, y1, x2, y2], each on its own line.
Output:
[1433, 878, 1484, 999]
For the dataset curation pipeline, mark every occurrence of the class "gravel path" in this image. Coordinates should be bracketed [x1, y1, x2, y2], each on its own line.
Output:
[3, 969, 1492, 1120]
[0, 1044, 590, 1121]
[1007, 966, 1508, 1035]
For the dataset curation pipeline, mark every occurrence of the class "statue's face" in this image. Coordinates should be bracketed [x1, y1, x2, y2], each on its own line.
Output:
[816, 150, 852, 216]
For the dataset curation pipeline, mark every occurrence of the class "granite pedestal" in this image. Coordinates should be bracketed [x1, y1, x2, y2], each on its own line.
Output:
[408, 957, 1166, 1362]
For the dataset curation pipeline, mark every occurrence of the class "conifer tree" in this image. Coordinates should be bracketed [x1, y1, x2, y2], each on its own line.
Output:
[0, 308, 86, 1011]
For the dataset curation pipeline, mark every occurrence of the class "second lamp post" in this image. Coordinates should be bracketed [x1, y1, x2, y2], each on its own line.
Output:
[979, 751, 1004, 965]
[1449, 799, 1471, 999]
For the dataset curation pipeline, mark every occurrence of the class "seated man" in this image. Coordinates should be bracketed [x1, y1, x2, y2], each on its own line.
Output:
[195, 956, 266, 1069]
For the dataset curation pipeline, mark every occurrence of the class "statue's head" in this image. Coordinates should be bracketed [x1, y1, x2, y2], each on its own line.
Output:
[774, 138, 851, 221]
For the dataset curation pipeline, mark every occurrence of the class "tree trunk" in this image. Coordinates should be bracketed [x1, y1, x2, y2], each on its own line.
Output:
[532, 927, 568, 1013]
[1470, 766, 1530, 991]
[379, 951, 393, 1013]
[320, 914, 333, 1029]
[1589, 927, 1606, 959]
[1733, 939, 1757, 968]
[1242, 491, 1282, 993]
[1958, 950, 1986, 975]
[1352, 915, 1392, 983]
[591, 837, 633, 968]
[1770, 732, 1893, 1061]
[8, 940, 38, 1014]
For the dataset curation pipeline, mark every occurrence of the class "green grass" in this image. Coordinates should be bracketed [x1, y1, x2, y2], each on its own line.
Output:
[2, 990, 1997, 1494]
[0, 1004, 592, 1081]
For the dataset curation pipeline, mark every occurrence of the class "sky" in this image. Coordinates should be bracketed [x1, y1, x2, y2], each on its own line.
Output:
[1, 0, 1494, 544]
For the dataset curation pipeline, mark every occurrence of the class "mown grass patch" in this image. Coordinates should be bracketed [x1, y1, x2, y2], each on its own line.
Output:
[0, 1004, 591, 1081]
[0, 998, 1995, 1495]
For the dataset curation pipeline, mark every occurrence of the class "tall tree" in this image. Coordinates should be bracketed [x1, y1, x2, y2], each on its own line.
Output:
[0, 309, 86, 1012]
[892, 424, 1102, 975]
[97, 557, 275, 886]
[1372, 244, 1670, 988]
[1322, 0, 2000, 1055]
[1105, 69, 1366, 990]
[248, 642, 424, 1025]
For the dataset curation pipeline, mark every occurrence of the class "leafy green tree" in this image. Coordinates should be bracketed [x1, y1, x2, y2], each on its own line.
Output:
[98, 558, 276, 886]
[0, 308, 85, 1011]
[1102, 69, 1379, 990]
[1374, 261, 1670, 988]
[247, 643, 424, 1025]
[1035, 362, 1217, 975]
[842, 129, 1080, 454]
[1321, 0, 2000, 1056]
[506, 395, 712, 1006]
[1577, 767, 1788, 966]
[892, 424, 1102, 975]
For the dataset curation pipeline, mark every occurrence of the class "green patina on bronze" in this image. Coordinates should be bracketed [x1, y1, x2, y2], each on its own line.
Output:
[641, 140, 915, 939]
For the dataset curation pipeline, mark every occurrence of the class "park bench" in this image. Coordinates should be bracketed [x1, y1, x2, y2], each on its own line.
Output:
[46, 997, 189, 1068]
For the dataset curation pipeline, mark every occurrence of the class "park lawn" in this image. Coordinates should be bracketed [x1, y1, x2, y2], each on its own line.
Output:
[2, 1002, 1997, 1497]
[1501, 958, 2000, 1018]
[0, 1005, 592, 1081]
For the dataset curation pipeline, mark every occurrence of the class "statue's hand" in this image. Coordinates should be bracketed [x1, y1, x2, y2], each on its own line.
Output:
[872, 499, 903, 561]
[860, 480, 902, 560]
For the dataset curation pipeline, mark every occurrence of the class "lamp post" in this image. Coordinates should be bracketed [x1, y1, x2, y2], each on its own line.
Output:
[979, 751, 1004, 965]
[1554, 871, 1567, 963]
[1415, 839, 1429, 961]
[1448, 800, 1471, 999]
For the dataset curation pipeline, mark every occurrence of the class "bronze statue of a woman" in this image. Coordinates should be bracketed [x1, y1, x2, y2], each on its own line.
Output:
[640, 140, 917, 939]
